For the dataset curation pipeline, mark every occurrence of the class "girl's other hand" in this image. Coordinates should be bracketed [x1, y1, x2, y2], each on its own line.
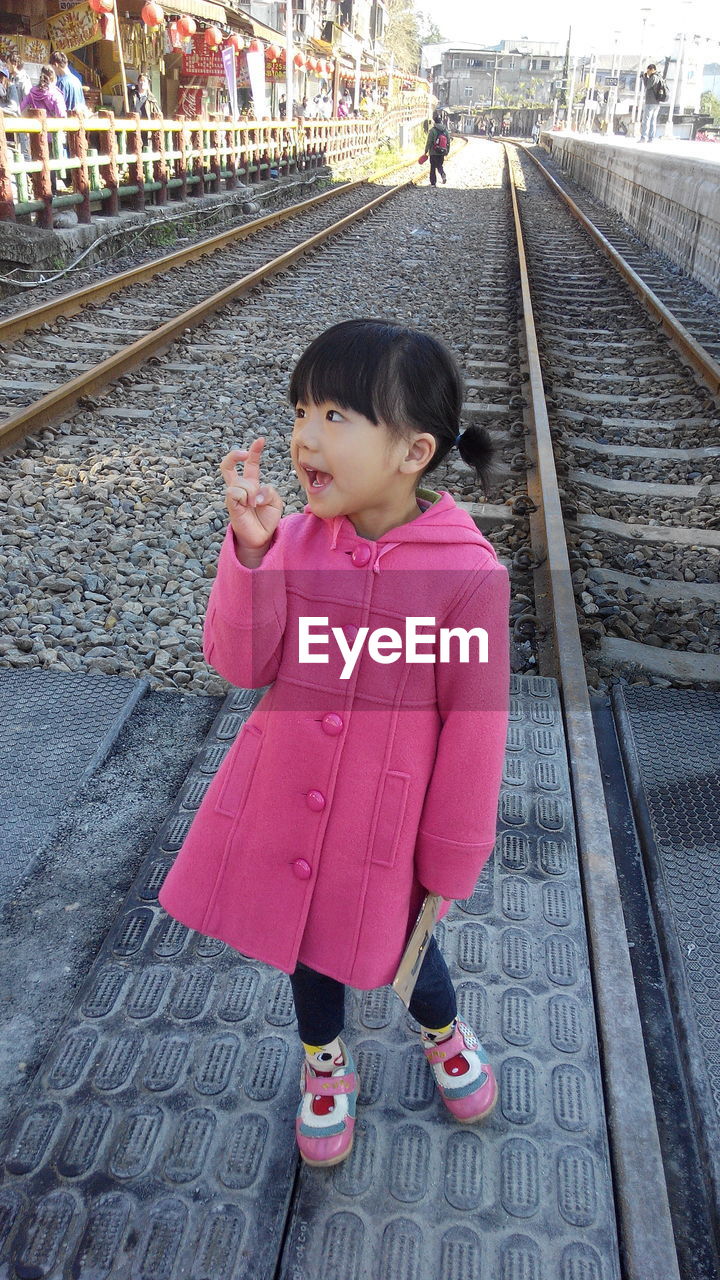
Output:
[220, 438, 283, 564]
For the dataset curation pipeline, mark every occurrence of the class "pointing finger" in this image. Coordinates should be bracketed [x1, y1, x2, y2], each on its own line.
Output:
[241, 437, 265, 485]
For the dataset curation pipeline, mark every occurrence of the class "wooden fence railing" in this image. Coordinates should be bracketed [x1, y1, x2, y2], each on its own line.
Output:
[0, 107, 426, 227]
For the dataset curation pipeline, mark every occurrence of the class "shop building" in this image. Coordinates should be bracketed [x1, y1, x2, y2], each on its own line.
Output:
[0, 0, 408, 121]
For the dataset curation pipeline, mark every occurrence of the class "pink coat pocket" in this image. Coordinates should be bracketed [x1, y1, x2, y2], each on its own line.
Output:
[214, 724, 263, 818]
[369, 771, 410, 867]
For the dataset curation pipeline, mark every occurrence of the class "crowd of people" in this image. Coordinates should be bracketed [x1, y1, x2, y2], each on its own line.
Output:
[0, 45, 161, 126]
[277, 84, 386, 123]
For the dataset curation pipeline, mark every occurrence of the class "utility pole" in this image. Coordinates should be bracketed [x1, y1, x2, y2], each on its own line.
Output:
[491, 51, 499, 107]
[632, 8, 652, 132]
[559, 25, 571, 108]
[604, 30, 620, 133]
[565, 55, 577, 128]
[285, 0, 293, 122]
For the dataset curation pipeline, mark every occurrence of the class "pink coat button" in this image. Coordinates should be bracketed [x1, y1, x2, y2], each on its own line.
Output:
[292, 859, 312, 880]
[322, 713, 343, 736]
[306, 790, 326, 812]
[351, 545, 371, 567]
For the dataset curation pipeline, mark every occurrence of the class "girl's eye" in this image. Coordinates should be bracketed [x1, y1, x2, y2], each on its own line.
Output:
[326, 410, 343, 422]
[295, 407, 305, 419]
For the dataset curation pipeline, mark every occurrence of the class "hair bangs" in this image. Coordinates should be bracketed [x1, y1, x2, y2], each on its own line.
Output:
[289, 320, 411, 424]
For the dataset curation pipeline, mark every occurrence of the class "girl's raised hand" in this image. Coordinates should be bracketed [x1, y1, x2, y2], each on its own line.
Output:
[220, 438, 283, 559]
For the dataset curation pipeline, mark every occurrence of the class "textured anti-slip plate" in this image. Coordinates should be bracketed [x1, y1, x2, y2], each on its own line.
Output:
[0, 671, 146, 900]
[0, 676, 621, 1279]
[278, 674, 622, 1280]
[612, 685, 720, 1221]
[0, 687, 302, 1280]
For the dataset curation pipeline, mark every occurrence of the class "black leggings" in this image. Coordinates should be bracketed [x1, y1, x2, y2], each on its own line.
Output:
[429, 154, 446, 185]
[289, 935, 457, 1044]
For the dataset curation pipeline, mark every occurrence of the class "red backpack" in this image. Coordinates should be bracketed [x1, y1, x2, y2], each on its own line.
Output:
[434, 128, 449, 153]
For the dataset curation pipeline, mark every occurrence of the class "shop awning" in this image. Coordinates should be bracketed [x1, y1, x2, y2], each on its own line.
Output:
[230, 7, 284, 43]
[172, 0, 229, 22]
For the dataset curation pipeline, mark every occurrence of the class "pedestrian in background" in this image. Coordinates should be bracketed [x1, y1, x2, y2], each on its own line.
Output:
[640, 63, 665, 142]
[20, 65, 66, 118]
[422, 109, 450, 186]
[159, 318, 510, 1170]
[5, 51, 31, 100]
[21, 66, 66, 195]
[130, 73, 161, 120]
[0, 60, 21, 116]
[49, 51, 86, 114]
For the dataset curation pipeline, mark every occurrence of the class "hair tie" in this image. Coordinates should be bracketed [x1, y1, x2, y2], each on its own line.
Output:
[454, 432, 462, 447]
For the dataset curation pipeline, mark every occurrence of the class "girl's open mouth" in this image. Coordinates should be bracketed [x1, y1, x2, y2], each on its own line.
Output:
[303, 466, 333, 492]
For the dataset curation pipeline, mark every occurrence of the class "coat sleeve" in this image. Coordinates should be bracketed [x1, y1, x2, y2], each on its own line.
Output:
[202, 523, 288, 689]
[415, 561, 510, 900]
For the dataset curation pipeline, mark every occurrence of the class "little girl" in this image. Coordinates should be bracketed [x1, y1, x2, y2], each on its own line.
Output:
[159, 319, 510, 1168]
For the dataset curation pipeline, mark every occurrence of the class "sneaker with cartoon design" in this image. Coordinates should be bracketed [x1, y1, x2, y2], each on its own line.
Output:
[295, 1039, 359, 1167]
[421, 1019, 497, 1122]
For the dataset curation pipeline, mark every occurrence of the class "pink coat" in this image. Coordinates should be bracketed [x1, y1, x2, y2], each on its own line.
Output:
[159, 490, 510, 988]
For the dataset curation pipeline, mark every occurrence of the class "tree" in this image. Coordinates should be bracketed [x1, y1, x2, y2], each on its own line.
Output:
[418, 11, 444, 44]
[700, 90, 720, 121]
[384, 0, 422, 73]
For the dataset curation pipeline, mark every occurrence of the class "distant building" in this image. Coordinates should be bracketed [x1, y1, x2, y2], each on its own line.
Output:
[425, 40, 565, 108]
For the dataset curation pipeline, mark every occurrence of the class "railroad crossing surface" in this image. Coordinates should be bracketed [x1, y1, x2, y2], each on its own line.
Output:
[0, 668, 718, 1278]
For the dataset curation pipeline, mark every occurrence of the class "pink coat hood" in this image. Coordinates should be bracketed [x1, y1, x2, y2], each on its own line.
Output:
[159, 489, 510, 988]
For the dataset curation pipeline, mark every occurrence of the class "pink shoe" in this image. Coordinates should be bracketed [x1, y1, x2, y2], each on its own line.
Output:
[422, 1019, 498, 1123]
[295, 1040, 359, 1167]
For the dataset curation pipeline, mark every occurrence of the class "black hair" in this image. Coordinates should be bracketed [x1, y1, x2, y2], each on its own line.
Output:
[433, 110, 443, 123]
[646, 63, 656, 70]
[289, 319, 495, 490]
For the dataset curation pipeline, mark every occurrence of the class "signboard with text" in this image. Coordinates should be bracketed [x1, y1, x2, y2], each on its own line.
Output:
[47, 3, 102, 53]
[182, 33, 224, 78]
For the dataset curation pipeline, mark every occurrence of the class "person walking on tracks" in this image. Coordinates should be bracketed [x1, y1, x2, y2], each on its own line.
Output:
[159, 319, 510, 1169]
[422, 109, 450, 185]
[640, 63, 667, 142]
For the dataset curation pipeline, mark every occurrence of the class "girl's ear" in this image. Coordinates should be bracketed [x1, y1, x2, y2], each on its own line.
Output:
[399, 432, 437, 475]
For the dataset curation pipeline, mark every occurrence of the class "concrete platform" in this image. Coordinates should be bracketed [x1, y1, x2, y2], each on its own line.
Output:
[539, 131, 720, 296]
[0, 676, 625, 1279]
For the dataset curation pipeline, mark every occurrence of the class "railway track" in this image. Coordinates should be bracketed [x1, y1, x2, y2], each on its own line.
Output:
[503, 142, 720, 689]
[526, 141, 720, 366]
[0, 180, 416, 453]
[1, 136, 718, 692]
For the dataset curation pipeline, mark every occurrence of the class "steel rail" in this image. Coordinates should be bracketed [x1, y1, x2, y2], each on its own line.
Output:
[0, 176, 375, 345]
[0, 181, 411, 453]
[503, 142, 682, 1280]
[514, 140, 720, 398]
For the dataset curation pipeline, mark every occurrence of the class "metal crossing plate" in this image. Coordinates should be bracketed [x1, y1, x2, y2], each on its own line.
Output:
[0, 671, 146, 901]
[0, 676, 622, 1279]
[278, 674, 621, 1280]
[612, 685, 720, 1222]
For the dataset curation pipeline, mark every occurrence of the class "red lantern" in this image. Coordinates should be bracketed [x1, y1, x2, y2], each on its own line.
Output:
[140, 1, 164, 25]
[248, 39, 261, 54]
[293, 52, 304, 68]
[266, 44, 279, 60]
[226, 33, 243, 53]
[89, 0, 114, 12]
[279, 47, 287, 61]
[305, 57, 314, 71]
[176, 13, 196, 37]
[204, 25, 222, 47]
